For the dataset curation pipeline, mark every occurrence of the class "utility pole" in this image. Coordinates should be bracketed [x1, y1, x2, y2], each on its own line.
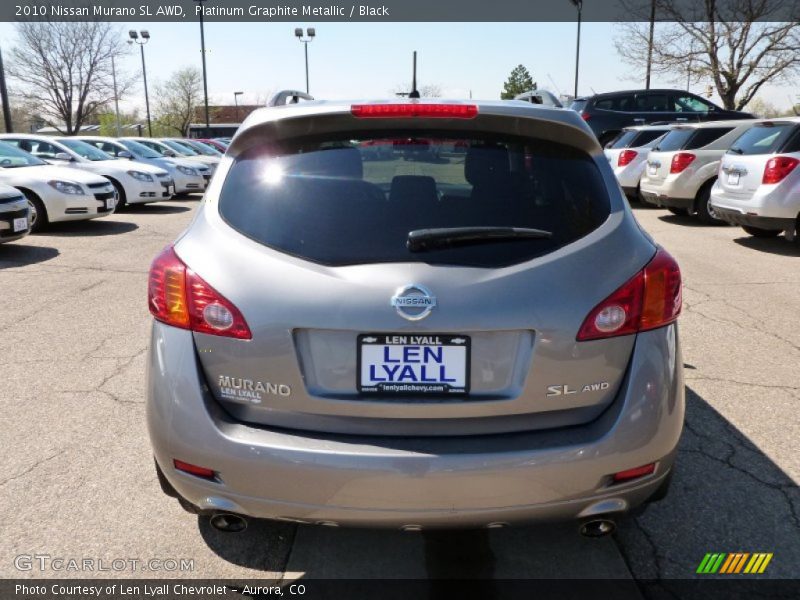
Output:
[409, 51, 419, 98]
[645, 0, 655, 89]
[111, 55, 121, 136]
[0, 47, 13, 133]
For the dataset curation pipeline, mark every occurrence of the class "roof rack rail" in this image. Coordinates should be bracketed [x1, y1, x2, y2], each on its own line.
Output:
[268, 90, 315, 107]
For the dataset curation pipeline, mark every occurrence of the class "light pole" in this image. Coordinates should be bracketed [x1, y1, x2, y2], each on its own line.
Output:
[569, 0, 582, 98]
[0, 46, 12, 133]
[195, 0, 211, 134]
[294, 28, 315, 94]
[234, 91, 243, 122]
[128, 30, 152, 137]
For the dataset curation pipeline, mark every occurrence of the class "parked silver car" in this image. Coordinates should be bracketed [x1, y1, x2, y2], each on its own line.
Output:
[147, 100, 684, 532]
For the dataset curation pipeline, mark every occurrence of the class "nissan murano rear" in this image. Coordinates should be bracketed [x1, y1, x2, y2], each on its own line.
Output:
[146, 99, 684, 532]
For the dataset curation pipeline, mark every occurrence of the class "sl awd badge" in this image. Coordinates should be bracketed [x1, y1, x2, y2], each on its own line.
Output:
[547, 382, 610, 397]
[391, 284, 436, 321]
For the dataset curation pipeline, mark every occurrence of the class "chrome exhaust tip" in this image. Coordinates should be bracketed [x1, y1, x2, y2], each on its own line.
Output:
[209, 512, 248, 533]
[579, 518, 616, 538]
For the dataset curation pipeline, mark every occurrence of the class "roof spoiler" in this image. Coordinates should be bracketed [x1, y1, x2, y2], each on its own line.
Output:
[267, 90, 315, 107]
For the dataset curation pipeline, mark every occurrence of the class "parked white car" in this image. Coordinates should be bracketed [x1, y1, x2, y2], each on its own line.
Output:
[639, 119, 764, 223]
[0, 141, 116, 232]
[711, 117, 800, 241]
[76, 136, 210, 195]
[604, 124, 672, 202]
[0, 182, 31, 243]
[0, 134, 173, 209]
[125, 138, 218, 176]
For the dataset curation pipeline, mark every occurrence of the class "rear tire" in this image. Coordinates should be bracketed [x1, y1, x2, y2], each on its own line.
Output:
[695, 183, 725, 225]
[667, 207, 690, 216]
[23, 191, 48, 233]
[741, 225, 781, 238]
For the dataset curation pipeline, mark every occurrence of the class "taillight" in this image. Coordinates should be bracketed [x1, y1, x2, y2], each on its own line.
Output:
[148, 246, 252, 339]
[577, 248, 682, 341]
[351, 104, 478, 119]
[762, 156, 799, 184]
[580, 112, 591, 121]
[670, 152, 696, 174]
[618, 150, 638, 167]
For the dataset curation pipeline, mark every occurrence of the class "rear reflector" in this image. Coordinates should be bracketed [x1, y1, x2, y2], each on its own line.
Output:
[173, 459, 216, 479]
[670, 152, 696, 174]
[618, 149, 638, 167]
[762, 156, 799, 184]
[577, 247, 681, 341]
[580, 112, 591, 121]
[612, 463, 656, 483]
[148, 246, 252, 339]
[351, 104, 478, 119]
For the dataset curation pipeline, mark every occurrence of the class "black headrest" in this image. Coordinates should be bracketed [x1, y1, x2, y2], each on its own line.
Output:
[389, 175, 437, 204]
[464, 145, 511, 187]
[19, 140, 33, 153]
[287, 146, 363, 180]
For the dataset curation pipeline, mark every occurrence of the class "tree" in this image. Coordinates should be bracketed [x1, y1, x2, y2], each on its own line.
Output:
[614, 0, 800, 110]
[501, 65, 536, 100]
[745, 97, 782, 118]
[7, 21, 133, 134]
[153, 67, 203, 136]
[390, 83, 443, 97]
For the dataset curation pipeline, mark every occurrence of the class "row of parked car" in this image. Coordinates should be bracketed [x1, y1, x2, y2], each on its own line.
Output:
[605, 117, 800, 241]
[0, 134, 231, 244]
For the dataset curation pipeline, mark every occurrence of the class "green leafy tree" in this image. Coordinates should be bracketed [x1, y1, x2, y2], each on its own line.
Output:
[501, 65, 536, 99]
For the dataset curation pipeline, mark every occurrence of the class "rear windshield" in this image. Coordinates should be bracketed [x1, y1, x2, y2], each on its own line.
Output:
[569, 99, 587, 112]
[631, 129, 668, 147]
[685, 127, 733, 149]
[608, 131, 638, 149]
[728, 124, 797, 155]
[218, 132, 611, 268]
[653, 129, 694, 152]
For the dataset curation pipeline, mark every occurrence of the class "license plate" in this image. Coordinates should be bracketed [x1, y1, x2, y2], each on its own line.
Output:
[106, 197, 116, 210]
[727, 172, 740, 185]
[647, 164, 658, 175]
[13, 217, 27, 232]
[169, 185, 175, 195]
[358, 333, 470, 395]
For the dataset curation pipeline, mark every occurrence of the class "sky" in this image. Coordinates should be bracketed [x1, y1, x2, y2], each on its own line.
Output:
[0, 21, 798, 114]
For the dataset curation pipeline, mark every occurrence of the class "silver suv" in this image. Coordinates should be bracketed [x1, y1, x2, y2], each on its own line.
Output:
[146, 100, 684, 532]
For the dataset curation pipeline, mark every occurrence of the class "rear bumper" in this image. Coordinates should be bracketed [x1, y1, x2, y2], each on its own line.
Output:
[146, 323, 685, 528]
[639, 190, 693, 210]
[711, 207, 794, 230]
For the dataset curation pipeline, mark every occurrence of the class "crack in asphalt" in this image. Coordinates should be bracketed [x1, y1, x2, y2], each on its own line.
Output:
[682, 283, 800, 355]
[0, 450, 65, 488]
[57, 347, 148, 406]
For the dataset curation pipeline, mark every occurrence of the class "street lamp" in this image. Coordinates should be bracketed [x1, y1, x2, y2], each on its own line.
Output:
[233, 91, 243, 122]
[128, 30, 152, 137]
[294, 28, 315, 94]
[569, 0, 582, 98]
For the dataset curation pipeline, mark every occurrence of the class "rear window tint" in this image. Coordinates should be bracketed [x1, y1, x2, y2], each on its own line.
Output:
[631, 129, 669, 147]
[608, 131, 638, 149]
[685, 128, 733, 149]
[218, 132, 611, 268]
[728, 124, 797, 155]
[653, 129, 694, 152]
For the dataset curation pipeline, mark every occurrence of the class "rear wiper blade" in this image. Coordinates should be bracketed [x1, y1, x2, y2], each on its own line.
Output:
[407, 226, 552, 252]
[728, 146, 744, 154]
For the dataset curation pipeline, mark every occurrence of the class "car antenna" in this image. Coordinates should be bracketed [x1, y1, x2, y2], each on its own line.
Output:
[409, 51, 420, 99]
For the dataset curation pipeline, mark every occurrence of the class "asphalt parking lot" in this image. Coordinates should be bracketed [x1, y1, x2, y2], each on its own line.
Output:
[0, 197, 798, 592]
